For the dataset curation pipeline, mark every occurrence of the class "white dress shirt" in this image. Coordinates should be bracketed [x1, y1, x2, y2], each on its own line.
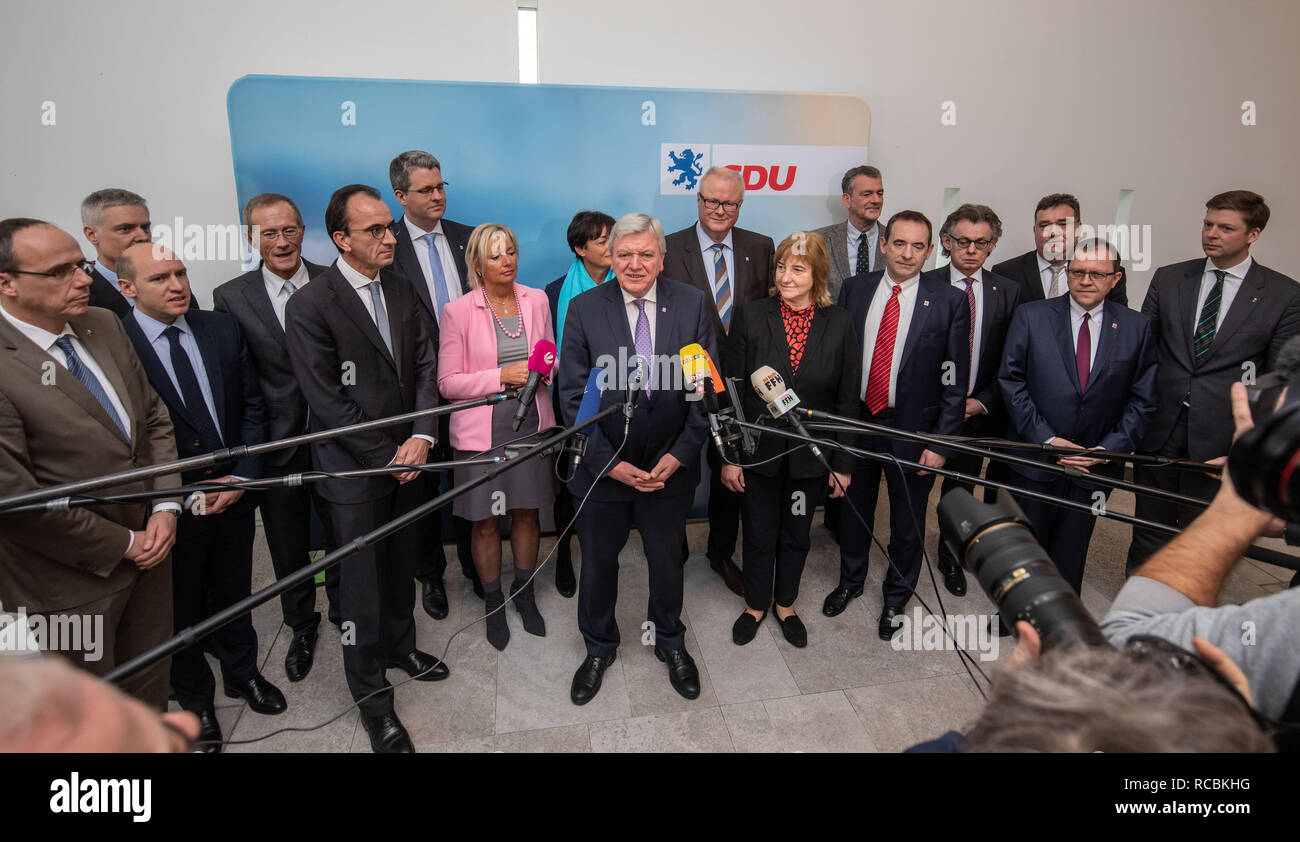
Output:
[847, 222, 878, 274]
[1194, 255, 1252, 334]
[950, 265, 984, 395]
[1069, 295, 1103, 374]
[262, 260, 311, 329]
[1038, 253, 1067, 299]
[405, 216, 464, 317]
[860, 272, 920, 407]
[695, 222, 734, 301]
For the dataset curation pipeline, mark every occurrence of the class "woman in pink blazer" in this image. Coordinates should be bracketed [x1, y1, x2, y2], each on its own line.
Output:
[438, 223, 556, 650]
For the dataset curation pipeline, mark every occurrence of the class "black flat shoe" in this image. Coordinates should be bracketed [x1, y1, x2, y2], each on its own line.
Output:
[284, 626, 318, 683]
[654, 646, 701, 700]
[361, 711, 414, 753]
[938, 559, 968, 597]
[421, 578, 449, 620]
[223, 674, 287, 715]
[731, 610, 766, 645]
[387, 649, 450, 681]
[193, 705, 222, 753]
[773, 611, 808, 648]
[571, 652, 616, 706]
[878, 605, 905, 641]
[822, 585, 863, 617]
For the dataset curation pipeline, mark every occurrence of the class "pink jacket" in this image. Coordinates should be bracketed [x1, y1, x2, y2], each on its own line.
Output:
[437, 284, 556, 452]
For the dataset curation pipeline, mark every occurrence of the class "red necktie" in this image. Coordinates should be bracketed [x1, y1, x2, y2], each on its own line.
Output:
[1076, 312, 1091, 391]
[865, 285, 901, 415]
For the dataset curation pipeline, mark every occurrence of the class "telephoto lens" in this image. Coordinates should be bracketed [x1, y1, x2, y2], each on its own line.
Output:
[1228, 399, 1300, 522]
[937, 489, 1109, 651]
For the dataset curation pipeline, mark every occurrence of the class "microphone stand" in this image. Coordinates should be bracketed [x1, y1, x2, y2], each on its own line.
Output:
[104, 401, 626, 684]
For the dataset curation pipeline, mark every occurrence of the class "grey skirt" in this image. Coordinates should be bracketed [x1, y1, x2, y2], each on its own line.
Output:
[452, 396, 556, 520]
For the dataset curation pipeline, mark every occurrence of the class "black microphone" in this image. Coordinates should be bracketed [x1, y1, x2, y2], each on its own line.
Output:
[512, 340, 558, 431]
[750, 365, 824, 462]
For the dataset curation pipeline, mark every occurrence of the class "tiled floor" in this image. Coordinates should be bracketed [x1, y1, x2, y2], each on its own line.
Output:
[193, 486, 1294, 753]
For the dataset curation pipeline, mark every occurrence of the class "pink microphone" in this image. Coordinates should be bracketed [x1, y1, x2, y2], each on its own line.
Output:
[513, 339, 557, 431]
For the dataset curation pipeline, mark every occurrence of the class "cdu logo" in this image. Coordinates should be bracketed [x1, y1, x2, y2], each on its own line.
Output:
[660, 143, 711, 194]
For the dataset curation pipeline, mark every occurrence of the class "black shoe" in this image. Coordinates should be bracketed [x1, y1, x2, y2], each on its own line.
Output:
[510, 576, 547, 637]
[361, 711, 414, 753]
[421, 578, 449, 620]
[223, 674, 287, 715]
[284, 625, 318, 683]
[571, 652, 616, 705]
[938, 558, 968, 597]
[483, 589, 510, 651]
[555, 555, 576, 598]
[387, 649, 450, 681]
[732, 610, 766, 646]
[878, 605, 905, 641]
[773, 611, 808, 648]
[654, 646, 701, 700]
[709, 557, 746, 597]
[822, 585, 863, 617]
[193, 705, 222, 753]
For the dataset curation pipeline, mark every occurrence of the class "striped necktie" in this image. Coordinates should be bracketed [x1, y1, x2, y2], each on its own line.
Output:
[54, 335, 129, 440]
[712, 243, 732, 332]
[1193, 270, 1227, 362]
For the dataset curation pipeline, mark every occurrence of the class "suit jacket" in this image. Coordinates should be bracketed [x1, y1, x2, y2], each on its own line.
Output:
[725, 297, 862, 477]
[810, 220, 886, 301]
[391, 215, 474, 345]
[437, 284, 557, 452]
[992, 249, 1128, 307]
[557, 277, 717, 500]
[88, 265, 203, 316]
[123, 309, 266, 486]
[212, 260, 327, 468]
[661, 224, 774, 374]
[1139, 257, 1300, 459]
[0, 307, 181, 613]
[998, 296, 1157, 484]
[836, 269, 970, 460]
[919, 266, 1022, 436]
[283, 261, 439, 505]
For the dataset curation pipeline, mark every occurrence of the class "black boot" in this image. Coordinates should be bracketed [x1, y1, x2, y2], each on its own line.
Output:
[483, 587, 510, 651]
[511, 573, 547, 637]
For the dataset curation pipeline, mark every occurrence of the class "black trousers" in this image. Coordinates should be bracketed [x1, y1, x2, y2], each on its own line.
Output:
[413, 470, 475, 583]
[838, 414, 937, 608]
[1127, 409, 1218, 573]
[323, 482, 421, 716]
[741, 470, 825, 611]
[705, 444, 742, 563]
[170, 503, 259, 712]
[1013, 474, 1104, 594]
[577, 492, 692, 657]
[259, 447, 322, 635]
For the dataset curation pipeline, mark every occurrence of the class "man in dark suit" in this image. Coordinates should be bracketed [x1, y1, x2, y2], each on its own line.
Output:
[1126, 190, 1300, 570]
[661, 166, 774, 596]
[925, 204, 1022, 597]
[810, 164, 887, 301]
[213, 193, 328, 682]
[828, 211, 970, 641]
[999, 239, 1157, 592]
[992, 193, 1127, 307]
[284, 184, 448, 753]
[0, 219, 180, 709]
[118, 242, 287, 752]
[387, 149, 476, 615]
[559, 212, 717, 705]
[80, 188, 201, 316]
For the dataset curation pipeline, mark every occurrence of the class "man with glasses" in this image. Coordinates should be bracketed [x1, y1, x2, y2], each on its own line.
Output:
[998, 239, 1157, 593]
[922, 204, 1021, 597]
[214, 194, 329, 683]
[662, 166, 774, 596]
[0, 218, 181, 710]
[80, 188, 200, 316]
[992, 193, 1127, 306]
[388, 149, 477, 616]
[284, 185, 448, 753]
[812, 165, 887, 301]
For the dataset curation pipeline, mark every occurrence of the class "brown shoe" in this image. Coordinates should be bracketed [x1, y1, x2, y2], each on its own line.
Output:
[709, 557, 745, 597]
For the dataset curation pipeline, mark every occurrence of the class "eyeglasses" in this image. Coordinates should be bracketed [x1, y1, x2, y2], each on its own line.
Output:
[1067, 269, 1116, 282]
[402, 183, 449, 198]
[7, 258, 95, 281]
[258, 226, 303, 243]
[699, 197, 741, 213]
[946, 237, 994, 251]
[347, 225, 394, 240]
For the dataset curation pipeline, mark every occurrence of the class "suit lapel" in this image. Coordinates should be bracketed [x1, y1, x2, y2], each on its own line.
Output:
[898, 276, 936, 371]
[602, 279, 635, 350]
[978, 279, 999, 368]
[830, 221, 850, 281]
[188, 317, 226, 430]
[1173, 262, 1200, 365]
[123, 314, 198, 434]
[1053, 297, 1083, 394]
[381, 270, 407, 373]
[1021, 253, 1045, 302]
[394, 219, 436, 319]
[242, 271, 287, 347]
[762, 300, 795, 386]
[1090, 302, 1119, 387]
[1204, 262, 1263, 363]
[328, 267, 397, 371]
[25, 318, 130, 443]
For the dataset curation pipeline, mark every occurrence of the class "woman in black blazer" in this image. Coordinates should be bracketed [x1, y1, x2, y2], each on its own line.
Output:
[721, 231, 862, 648]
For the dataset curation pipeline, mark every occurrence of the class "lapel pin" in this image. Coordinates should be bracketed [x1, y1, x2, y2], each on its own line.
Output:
[1252, 297, 1258, 303]
[661, 307, 667, 313]
[1111, 322, 1117, 329]
[922, 300, 930, 307]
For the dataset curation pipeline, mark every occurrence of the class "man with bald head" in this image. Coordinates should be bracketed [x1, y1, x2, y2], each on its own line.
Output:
[0, 219, 180, 709]
[118, 242, 286, 752]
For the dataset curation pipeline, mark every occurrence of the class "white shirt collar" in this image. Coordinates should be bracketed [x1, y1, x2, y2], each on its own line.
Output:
[132, 307, 187, 344]
[0, 302, 73, 352]
[336, 256, 381, 288]
[404, 216, 445, 241]
[621, 281, 658, 307]
[948, 265, 983, 284]
[261, 260, 310, 295]
[695, 221, 734, 255]
[1204, 255, 1253, 280]
[1069, 295, 1105, 321]
[882, 271, 920, 291]
[92, 260, 118, 284]
[1036, 252, 1060, 275]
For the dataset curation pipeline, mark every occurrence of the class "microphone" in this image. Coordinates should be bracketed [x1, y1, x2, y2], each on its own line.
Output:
[570, 368, 603, 469]
[681, 343, 739, 462]
[750, 365, 824, 462]
[512, 340, 557, 431]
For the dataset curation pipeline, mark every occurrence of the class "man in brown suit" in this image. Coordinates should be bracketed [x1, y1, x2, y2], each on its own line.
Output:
[0, 218, 181, 709]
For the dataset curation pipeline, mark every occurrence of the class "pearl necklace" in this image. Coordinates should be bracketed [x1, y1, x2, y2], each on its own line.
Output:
[483, 286, 523, 338]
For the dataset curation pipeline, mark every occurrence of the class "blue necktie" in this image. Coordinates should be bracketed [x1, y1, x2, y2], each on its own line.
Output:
[366, 281, 395, 358]
[424, 232, 452, 324]
[1193, 270, 1226, 362]
[712, 243, 732, 332]
[54, 335, 129, 440]
[162, 326, 223, 448]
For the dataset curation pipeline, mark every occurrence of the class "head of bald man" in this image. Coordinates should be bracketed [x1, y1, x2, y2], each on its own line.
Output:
[117, 242, 191, 324]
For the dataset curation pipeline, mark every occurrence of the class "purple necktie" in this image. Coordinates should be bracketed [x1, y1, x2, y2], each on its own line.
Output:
[634, 298, 653, 397]
[1076, 312, 1091, 391]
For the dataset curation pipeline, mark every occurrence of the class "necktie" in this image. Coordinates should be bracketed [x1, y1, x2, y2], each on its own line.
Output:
[865, 284, 902, 415]
[1193, 270, 1227, 362]
[712, 243, 732, 332]
[857, 231, 872, 275]
[162, 325, 223, 446]
[366, 281, 395, 358]
[633, 298, 653, 397]
[1076, 312, 1092, 392]
[1047, 265, 1065, 298]
[54, 335, 129, 440]
[962, 277, 976, 378]
[282, 279, 297, 298]
[424, 232, 452, 324]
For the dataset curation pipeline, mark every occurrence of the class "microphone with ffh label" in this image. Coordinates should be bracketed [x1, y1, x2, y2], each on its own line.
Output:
[750, 365, 824, 462]
[512, 339, 557, 431]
